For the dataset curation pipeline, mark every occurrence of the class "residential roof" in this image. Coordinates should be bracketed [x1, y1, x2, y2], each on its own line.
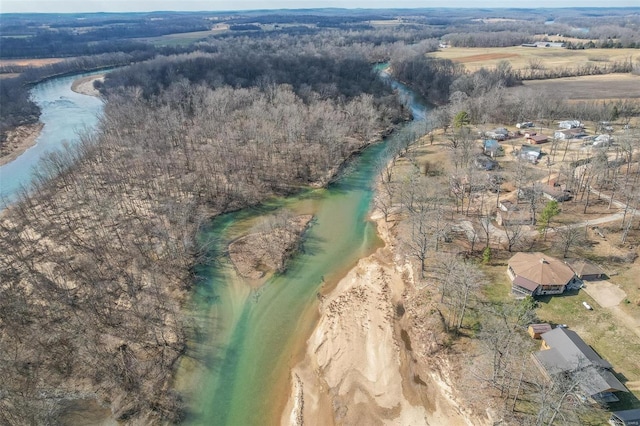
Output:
[534, 328, 627, 396]
[612, 408, 640, 424]
[541, 328, 611, 369]
[574, 366, 628, 396]
[508, 252, 575, 287]
[521, 144, 541, 153]
[527, 134, 549, 143]
[556, 128, 586, 137]
[565, 259, 606, 278]
[484, 139, 500, 149]
[541, 185, 571, 201]
[513, 275, 539, 292]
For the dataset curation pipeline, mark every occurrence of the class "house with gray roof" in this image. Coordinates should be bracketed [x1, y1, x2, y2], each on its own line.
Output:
[533, 328, 628, 403]
[610, 408, 640, 426]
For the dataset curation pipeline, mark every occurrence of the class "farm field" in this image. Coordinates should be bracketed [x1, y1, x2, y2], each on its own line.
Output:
[135, 25, 229, 46]
[0, 57, 68, 67]
[428, 46, 639, 73]
[515, 74, 640, 100]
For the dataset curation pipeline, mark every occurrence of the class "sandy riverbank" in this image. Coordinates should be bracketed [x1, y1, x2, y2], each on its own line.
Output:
[0, 122, 44, 167]
[282, 212, 483, 425]
[71, 74, 104, 97]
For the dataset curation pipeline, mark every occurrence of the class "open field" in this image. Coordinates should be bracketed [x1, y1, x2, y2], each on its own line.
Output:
[136, 26, 229, 46]
[0, 57, 68, 68]
[428, 47, 639, 73]
[515, 74, 640, 100]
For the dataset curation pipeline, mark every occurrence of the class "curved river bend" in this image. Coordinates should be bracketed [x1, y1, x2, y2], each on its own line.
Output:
[0, 72, 104, 204]
[1, 69, 427, 425]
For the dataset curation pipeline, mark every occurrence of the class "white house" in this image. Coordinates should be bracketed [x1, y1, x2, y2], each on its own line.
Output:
[558, 120, 582, 129]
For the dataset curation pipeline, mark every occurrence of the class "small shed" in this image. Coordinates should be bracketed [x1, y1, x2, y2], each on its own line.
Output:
[610, 408, 640, 426]
[528, 323, 553, 339]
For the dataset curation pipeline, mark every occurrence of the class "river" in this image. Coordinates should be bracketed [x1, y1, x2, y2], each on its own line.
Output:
[0, 72, 104, 204]
[1, 68, 427, 424]
[181, 74, 427, 425]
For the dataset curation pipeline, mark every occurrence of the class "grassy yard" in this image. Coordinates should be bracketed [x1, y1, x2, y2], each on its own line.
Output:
[536, 289, 640, 399]
[480, 254, 640, 405]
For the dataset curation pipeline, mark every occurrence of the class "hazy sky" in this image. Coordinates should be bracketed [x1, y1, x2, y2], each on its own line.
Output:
[2, 0, 639, 13]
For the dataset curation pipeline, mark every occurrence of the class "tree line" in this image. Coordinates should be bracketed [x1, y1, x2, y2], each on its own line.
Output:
[100, 51, 396, 102]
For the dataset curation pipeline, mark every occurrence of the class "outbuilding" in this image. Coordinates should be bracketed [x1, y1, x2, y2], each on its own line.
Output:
[528, 323, 553, 339]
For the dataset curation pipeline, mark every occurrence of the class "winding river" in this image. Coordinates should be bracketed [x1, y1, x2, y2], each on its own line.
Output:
[0, 72, 104, 204]
[182, 74, 427, 425]
[1, 69, 427, 424]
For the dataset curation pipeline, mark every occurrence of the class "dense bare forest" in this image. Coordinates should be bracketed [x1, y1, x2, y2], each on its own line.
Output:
[0, 44, 403, 422]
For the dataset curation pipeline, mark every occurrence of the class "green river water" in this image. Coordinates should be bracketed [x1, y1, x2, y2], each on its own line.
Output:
[182, 73, 426, 426]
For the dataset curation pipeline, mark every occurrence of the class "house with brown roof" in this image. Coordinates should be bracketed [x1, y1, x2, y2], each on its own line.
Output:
[533, 328, 628, 403]
[507, 252, 576, 297]
[526, 134, 549, 144]
[541, 185, 572, 202]
[528, 323, 553, 339]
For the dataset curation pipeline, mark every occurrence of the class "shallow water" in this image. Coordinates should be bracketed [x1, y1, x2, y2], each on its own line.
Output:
[184, 73, 427, 425]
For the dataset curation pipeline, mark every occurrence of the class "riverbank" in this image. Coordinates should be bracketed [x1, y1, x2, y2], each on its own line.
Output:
[70, 74, 104, 97]
[0, 122, 43, 167]
[283, 209, 482, 425]
[0, 73, 101, 169]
